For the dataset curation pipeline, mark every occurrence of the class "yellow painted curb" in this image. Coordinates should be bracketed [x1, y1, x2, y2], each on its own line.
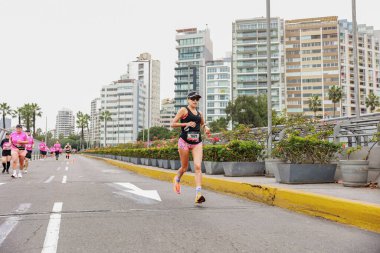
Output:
[84, 155, 380, 234]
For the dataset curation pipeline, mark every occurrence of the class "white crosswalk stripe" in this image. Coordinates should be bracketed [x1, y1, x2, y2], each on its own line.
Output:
[62, 176, 67, 184]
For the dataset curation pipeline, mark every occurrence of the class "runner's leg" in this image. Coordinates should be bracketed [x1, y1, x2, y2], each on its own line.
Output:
[11, 151, 18, 178]
[6, 156, 11, 173]
[1, 156, 6, 173]
[191, 144, 205, 203]
[173, 139, 190, 194]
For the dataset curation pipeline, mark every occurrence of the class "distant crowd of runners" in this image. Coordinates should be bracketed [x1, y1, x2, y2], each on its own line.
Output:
[1, 124, 76, 178]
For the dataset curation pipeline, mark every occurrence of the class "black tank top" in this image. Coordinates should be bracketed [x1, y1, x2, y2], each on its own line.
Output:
[180, 107, 202, 144]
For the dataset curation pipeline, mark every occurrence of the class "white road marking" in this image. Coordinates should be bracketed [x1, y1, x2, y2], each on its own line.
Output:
[41, 202, 63, 253]
[0, 183, 5, 186]
[62, 176, 67, 184]
[0, 203, 31, 246]
[56, 167, 61, 171]
[102, 170, 121, 174]
[44, 176, 55, 184]
[115, 183, 162, 201]
[65, 166, 68, 171]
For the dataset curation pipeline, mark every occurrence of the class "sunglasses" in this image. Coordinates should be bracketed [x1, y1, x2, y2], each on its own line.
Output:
[189, 97, 200, 101]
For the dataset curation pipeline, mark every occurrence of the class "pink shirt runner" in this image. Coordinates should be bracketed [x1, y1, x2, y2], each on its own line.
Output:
[54, 143, 61, 150]
[10, 131, 28, 150]
[26, 136, 34, 151]
[2, 140, 11, 150]
[39, 142, 47, 151]
[50, 147, 56, 153]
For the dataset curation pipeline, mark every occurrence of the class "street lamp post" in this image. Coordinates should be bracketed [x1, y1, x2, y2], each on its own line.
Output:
[117, 94, 120, 145]
[266, 0, 273, 157]
[352, 0, 360, 119]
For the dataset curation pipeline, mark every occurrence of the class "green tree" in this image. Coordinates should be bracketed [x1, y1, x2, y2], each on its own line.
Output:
[99, 110, 112, 146]
[225, 95, 268, 127]
[0, 103, 12, 129]
[14, 107, 24, 125]
[328, 85, 344, 118]
[17, 104, 34, 131]
[209, 117, 228, 133]
[308, 95, 322, 118]
[365, 92, 380, 113]
[76, 111, 90, 149]
[30, 103, 42, 135]
[138, 126, 172, 141]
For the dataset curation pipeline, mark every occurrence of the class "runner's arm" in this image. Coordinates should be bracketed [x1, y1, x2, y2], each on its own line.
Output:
[199, 112, 211, 135]
[171, 108, 190, 128]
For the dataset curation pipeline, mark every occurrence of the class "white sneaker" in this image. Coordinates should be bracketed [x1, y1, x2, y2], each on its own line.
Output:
[18, 172, 23, 178]
[24, 170, 28, 174]
[11, 172, 17, 178]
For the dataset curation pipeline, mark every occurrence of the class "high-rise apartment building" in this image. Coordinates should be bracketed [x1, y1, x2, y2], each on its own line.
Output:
[339, 19, 380, 116]
[232, 17, 285, 112]
[174, 28, 213, 112]
[127, 53, 161, 127]
[90, 98, 101, 147]
[100, 78, 146, 145]
[285, 16, 340, 117]
[160, 98, 176, 130]
[205, 57, 232, 123]
[55, 108, 75, 138]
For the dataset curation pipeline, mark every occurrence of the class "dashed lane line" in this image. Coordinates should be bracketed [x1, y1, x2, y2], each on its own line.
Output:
[44, 176, 55, 184]
[41, 202, 63, 253]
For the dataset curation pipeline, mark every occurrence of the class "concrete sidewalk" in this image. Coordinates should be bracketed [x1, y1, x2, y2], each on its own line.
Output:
[84, 155, 380, 234]
[211, 175, 380, 205]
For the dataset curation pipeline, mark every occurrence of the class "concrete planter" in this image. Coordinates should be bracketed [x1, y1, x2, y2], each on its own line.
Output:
[157, 159, 163, 168]
[265, 158, 285, 178]
[145, 158, 152, 166]
[339, 160, 369, 187]
[162, 160, 170, 169]
[169, 160, 181, 170]
[151, 159, 157, 167]
[130, 157, 141, 165]
[223, 162, 265, 177]
[204, 161, 224, 175]
[141, 158, 147, 165]
[116, 156, 122, 161]
[121, 156, 130, 163]
[189, 161, 206, 173]
[278, 163, 337, 184]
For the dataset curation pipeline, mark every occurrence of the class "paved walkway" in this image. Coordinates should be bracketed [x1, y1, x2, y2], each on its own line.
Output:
[210, 175, 380, 205]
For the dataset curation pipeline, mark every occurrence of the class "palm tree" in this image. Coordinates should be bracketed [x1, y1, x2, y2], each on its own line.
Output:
[308, 95, 322, 118]
[99, 110, 112, 147]
[76, 111, 90, 149]
[21, 104, 33, 131]
[14, 107, 24, 125]
[0, 103, 13, 129]
[328, 85, 344, 118]
[30, 103, 42, 135]
[365, 92, 380, 113]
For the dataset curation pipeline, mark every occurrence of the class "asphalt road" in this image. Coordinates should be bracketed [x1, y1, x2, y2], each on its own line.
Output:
[0, 155, 379, 253]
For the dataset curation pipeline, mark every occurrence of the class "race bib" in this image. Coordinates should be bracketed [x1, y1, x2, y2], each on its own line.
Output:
[187, 132, 200, 142]
[26, 144, 32, 149]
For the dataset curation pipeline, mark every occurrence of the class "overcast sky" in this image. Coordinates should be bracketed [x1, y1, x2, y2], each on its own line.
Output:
[0, 0, 379, 130]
